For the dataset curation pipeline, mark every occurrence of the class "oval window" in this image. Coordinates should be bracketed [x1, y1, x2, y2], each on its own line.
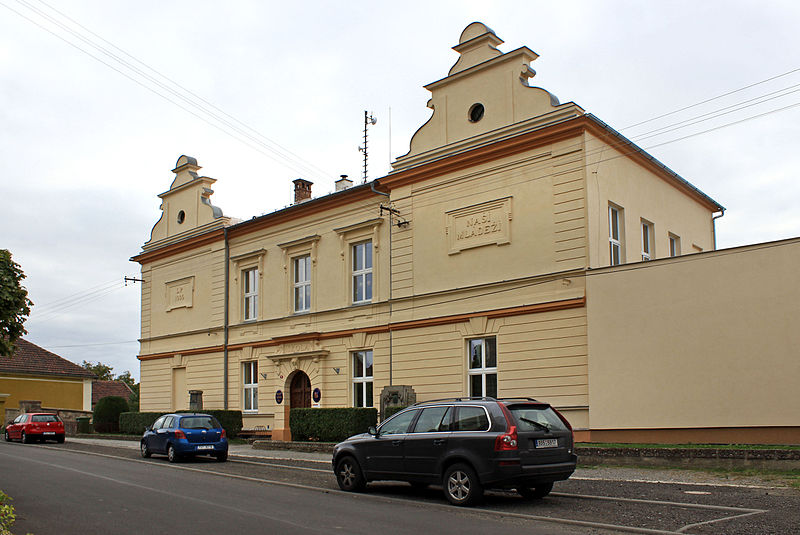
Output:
[177, 210, 185, 224]
[468, 103, 485, 123]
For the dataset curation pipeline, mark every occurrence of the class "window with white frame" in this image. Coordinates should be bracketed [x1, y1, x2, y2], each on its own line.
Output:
[243, 268, 258, 321]
[641, 220, 653, 261]
[609, 204, 623, 266]
[468, 337, 497, 398]
[352, 350, 373, 407]
[352, 241, 372, 304]
[669, 233, 681, 257]
[293, 255, 311, 313]
[243, 361, 258, 412]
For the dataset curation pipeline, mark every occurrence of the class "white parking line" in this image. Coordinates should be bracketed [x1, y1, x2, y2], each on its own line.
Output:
[572, 475, 785, 490]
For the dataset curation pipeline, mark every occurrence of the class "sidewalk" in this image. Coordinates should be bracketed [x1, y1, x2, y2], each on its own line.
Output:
[67, 437, 332, 462]
[63, 437, 797, 489]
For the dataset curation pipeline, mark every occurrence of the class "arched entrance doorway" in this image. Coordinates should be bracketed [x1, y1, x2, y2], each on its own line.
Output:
[290, 371, 311, 409]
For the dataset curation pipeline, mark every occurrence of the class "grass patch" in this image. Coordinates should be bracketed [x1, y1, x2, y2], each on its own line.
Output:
[581, 462, 800, 488]
[577, 442, 800, 450]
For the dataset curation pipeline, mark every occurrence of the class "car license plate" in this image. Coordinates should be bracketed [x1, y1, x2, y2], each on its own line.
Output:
[196, 445, 213, 450]
[43, 432, 55, 435]
[535, 438, 558, 448]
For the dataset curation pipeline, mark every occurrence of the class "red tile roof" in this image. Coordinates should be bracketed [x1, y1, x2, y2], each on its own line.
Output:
[0, 338, 95, 379]
[92, 380, 133, 406]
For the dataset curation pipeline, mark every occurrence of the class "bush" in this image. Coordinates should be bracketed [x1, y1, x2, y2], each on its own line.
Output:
[290, 408, 377, 442]
[93, 396, 129, 433]
[119, 410, 243, 438]
[119, 412, 162, 435]
[383, 405, 408, 421]
[177, 410, 243, 438]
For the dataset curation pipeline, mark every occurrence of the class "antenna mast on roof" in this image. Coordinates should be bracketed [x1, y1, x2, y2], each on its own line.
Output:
[358, 110, 377, 183]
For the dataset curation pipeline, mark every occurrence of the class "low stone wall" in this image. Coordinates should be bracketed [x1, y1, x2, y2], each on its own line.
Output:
[4, 400, 92, 436]
[576, 446, 800, 470]
[251, 441, 800, 470]
[252, 440, 335, 454]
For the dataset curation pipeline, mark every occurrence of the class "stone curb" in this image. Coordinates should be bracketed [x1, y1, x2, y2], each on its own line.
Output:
[75, 435, 800, 470]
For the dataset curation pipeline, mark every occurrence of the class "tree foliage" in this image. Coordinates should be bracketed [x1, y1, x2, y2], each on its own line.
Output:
[82, 361, 139, 409]
[115, 370, 136, 388]
[81, 360, 115, 381]
[0, 249, 33, 357]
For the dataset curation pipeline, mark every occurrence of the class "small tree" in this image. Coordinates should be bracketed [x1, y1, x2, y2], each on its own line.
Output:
[81, 360, 114, 381]
[0, 249, 33, 357]
[93, 396, 129, 433]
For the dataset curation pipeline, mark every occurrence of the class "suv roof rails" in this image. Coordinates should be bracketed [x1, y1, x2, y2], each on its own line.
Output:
[409, 396, 500, 406]
[407, 396, 546, 407]
[497, 397, 544, 403]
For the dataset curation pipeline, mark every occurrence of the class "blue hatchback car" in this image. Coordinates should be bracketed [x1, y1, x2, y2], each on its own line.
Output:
[141, 413, 228, 463]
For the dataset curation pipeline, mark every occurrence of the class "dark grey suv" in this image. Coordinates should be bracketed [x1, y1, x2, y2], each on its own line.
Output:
[332, 397, 577, 506]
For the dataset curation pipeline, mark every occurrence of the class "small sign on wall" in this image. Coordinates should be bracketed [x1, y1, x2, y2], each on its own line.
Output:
[275, 390, 283, 404]
[165, 276, 194, 311]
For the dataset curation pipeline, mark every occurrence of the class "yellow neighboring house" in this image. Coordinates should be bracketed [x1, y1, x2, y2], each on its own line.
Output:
[0, 338, 94, 417]
[131, 23, 799, 444]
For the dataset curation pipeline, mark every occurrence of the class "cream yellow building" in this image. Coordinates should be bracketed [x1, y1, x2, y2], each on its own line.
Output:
[133, 23, 798, 444]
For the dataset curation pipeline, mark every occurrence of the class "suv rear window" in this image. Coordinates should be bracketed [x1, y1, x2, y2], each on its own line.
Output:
[180, 416, 220, 430]
[507, 404, 568, 432]
[453, 406, 489, 431]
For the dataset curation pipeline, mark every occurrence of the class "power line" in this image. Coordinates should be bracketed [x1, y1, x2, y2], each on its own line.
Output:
[44, 340, 138, 349]
[4, 0, 332, 182]
[632, 83, 800, 141]
[623, 66, 800, 130]
[28, 282, 128, 321]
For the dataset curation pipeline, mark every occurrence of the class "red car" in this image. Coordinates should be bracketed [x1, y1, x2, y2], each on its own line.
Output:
[4, 413, 65, 443]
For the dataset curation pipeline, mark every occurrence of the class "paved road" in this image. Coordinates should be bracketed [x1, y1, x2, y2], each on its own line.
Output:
[1, 439, 798, 534]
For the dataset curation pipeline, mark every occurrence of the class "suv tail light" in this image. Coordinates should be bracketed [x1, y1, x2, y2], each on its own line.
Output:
[221, 429, 226, 439]
[494, 426, 518, 451]
[174, 429, 187, 440]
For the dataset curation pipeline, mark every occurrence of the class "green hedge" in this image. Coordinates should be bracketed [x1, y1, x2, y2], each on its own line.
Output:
[119, 412, 162, 435]
[290, 408, 377, 442]
[119, 410, 243, 438]
[93, 396, 129, 433]
[383, 405, 408, 421]
[177, 410, 243, 439]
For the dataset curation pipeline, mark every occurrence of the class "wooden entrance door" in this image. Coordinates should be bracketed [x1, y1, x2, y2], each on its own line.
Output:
[290, 371, 311, 408]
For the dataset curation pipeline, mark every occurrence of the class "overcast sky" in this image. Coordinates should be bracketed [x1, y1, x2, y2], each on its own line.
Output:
[2, 1, 798, 381]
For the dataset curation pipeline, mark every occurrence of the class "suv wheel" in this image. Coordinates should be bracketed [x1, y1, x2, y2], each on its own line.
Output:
[443, 463, 483, 506]
[517, 482, 553, 499]
[335, 456, 366, 492]
[140, 441, 151, 458]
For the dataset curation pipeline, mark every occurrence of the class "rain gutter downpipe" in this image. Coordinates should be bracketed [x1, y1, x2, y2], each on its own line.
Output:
[712, 208, 725, 250]
[223, 226, 230, 409]
[371, 180, 393, 386]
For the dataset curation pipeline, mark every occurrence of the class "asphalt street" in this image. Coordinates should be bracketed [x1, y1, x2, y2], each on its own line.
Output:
[1, 439, 798, 534]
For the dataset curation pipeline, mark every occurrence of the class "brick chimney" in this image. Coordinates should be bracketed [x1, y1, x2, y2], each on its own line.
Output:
[293, 178, 313, 204]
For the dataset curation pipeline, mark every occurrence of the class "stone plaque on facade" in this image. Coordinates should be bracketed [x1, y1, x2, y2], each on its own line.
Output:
[166, 276, 194, 311]
[446, 197, 512, 254]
